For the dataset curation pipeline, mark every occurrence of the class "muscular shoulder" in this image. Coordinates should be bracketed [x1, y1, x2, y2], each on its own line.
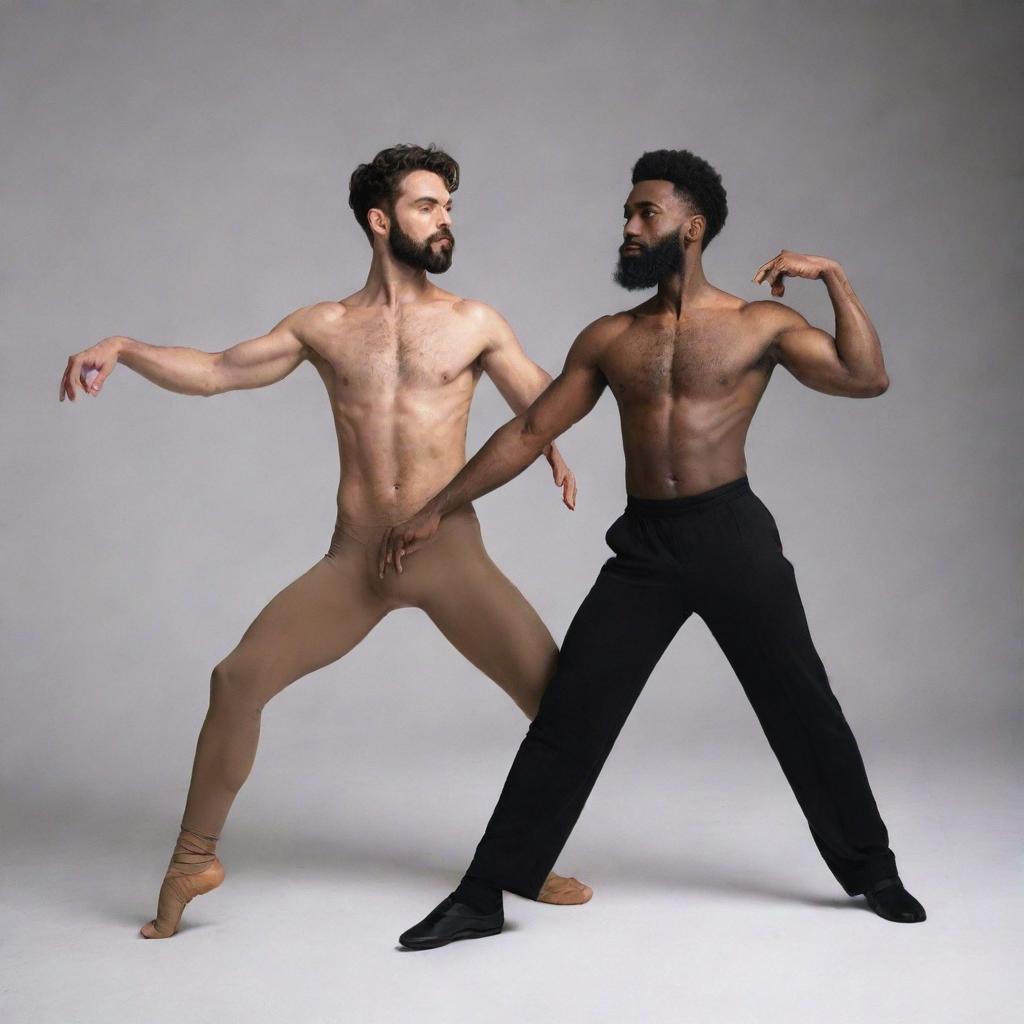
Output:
[452, 297, 509, 332]
[741, 298, 807, 338]
[572, 312, 634, 361]
[271, 301, 348, 355]
[451, 298, 520, 357]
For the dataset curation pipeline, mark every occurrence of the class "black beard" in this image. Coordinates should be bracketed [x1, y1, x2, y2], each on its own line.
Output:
[613, 232, 683, 290]
[388, 221, 454, 273]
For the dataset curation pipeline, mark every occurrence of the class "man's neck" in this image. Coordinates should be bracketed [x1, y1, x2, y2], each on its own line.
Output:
[654, 255, 711, 316]
[359, 250, 435, 308]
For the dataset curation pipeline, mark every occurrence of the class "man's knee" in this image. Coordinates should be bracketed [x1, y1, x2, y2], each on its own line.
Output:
[209, 657, 270, 716]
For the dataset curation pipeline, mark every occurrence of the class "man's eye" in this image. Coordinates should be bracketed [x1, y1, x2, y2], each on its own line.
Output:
[643, 210, 656, 218]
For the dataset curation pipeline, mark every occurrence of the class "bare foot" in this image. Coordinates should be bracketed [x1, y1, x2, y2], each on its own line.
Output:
[537, 871, 593, 905]
[140, 857, 225, 938]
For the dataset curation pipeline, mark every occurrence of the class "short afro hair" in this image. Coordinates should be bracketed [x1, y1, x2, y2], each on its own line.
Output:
[630, 149, 728, 250]
[348, 144, 459, 243]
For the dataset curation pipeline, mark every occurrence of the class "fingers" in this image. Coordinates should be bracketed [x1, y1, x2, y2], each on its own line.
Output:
[753, 251, 791, 287]
[401, 536, 429, 559]
[755, 257, 788, 296]
[768, 266, 787, 296]
[64, 358, 82, 401]
[753, 258, 775, 284]
[378, 527, 393, 578]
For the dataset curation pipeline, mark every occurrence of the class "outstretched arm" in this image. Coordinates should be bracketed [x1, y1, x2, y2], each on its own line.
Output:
[59, 306, 312, 402]
[752, 251, 889, 397]
[378, 319, 609, 575]
[471, 302, 576, 509]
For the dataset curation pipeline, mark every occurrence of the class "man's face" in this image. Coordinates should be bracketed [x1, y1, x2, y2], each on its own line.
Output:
[614, 179, 689, 290]
[385, 169, 455, 273]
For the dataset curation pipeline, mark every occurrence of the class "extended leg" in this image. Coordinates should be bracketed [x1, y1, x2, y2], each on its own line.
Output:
[399, 558, 692, 949]
[141, 550, 387, 938]
[462, 562, 692, 900]
[699, 507, 899, 897]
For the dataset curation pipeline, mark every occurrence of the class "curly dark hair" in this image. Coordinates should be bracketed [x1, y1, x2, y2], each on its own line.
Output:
[348, 144, 460, 243]
[631, 149, 728, 250]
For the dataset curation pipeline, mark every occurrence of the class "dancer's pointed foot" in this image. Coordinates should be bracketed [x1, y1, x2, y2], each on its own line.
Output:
[863, 877, 926, 923]
[140, 826, 224, 939]
[537, 871, 593, 905]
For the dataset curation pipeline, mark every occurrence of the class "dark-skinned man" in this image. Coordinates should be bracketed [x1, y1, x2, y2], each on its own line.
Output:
[380, 148, 925, 948]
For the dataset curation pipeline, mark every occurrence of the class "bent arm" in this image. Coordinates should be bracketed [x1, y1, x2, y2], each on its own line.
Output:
[115, 308, 309, 397]
[770, 264, 889, 398]
[428, 326, 607, 518]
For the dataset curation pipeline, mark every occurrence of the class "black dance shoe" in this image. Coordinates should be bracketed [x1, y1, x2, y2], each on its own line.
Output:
[398, 895, 504, 950]
[864, 877, 927, 923]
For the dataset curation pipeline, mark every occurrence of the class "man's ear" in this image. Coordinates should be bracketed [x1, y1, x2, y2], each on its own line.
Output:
[685, 213, 706, 246]
[367, 206, 389, 239]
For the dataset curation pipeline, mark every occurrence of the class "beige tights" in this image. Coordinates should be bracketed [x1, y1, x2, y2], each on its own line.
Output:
[140, 826, 224, 938]
[140, 507, 566, 937]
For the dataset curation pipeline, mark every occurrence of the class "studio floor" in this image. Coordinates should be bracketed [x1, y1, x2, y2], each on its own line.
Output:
[2, 747, 1017, 1024]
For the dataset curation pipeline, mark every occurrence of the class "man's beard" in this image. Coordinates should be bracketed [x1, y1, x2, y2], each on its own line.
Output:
[388, 220, 454, 273]
[613, 232, 683, 290]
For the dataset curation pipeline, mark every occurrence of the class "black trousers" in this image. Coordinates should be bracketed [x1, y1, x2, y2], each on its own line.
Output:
[465, 475, 898, 898]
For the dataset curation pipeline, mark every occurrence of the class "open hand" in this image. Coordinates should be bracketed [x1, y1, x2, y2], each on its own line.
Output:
[753, 251, 836, 297]
[544, 442, 577, 510]
[60, 336, 123, 402]
[378, 506, 442, 577]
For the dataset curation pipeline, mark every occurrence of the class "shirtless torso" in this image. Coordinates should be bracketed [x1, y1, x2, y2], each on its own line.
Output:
[308, 289, 522, 533]
[595, 290, 778, 496]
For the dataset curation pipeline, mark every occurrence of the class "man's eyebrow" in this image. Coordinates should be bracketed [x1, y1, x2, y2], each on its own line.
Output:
[624, 200, 661, 214]
[412, 196, 453, 206]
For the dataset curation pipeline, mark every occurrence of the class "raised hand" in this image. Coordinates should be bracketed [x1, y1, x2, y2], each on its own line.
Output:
[753, 251, 836, 298]
[544, 442, 577, 510]
[60, 336, 123, 402]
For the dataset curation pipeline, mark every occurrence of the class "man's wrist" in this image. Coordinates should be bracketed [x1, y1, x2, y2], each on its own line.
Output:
[427, 491, 453, 519]
[111, 336, 134, 361]
[819, 260, 848, 286]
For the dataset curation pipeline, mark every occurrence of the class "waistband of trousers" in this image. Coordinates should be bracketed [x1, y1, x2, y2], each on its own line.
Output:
[625, 475, 750, 517]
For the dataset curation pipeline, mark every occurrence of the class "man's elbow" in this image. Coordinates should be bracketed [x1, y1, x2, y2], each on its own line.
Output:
[864, 372, 890, 397]
[845, 371, 889, 398]
[203, 354, 233, 396]
[520, 415, 554, 455]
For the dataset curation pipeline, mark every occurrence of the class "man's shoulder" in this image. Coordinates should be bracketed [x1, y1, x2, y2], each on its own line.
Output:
[577, 311, 636, 347]
[296, 299, 350, 329]
[739, 298, 803, 330]
[451, 296, 506, 328]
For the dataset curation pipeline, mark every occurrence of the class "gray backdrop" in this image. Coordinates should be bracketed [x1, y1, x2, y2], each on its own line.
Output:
[3, 2, 1020, 1022]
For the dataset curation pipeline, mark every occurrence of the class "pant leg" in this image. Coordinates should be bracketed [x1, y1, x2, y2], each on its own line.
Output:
[464, 513, 692, 898]
[698, 490, 897, 895]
